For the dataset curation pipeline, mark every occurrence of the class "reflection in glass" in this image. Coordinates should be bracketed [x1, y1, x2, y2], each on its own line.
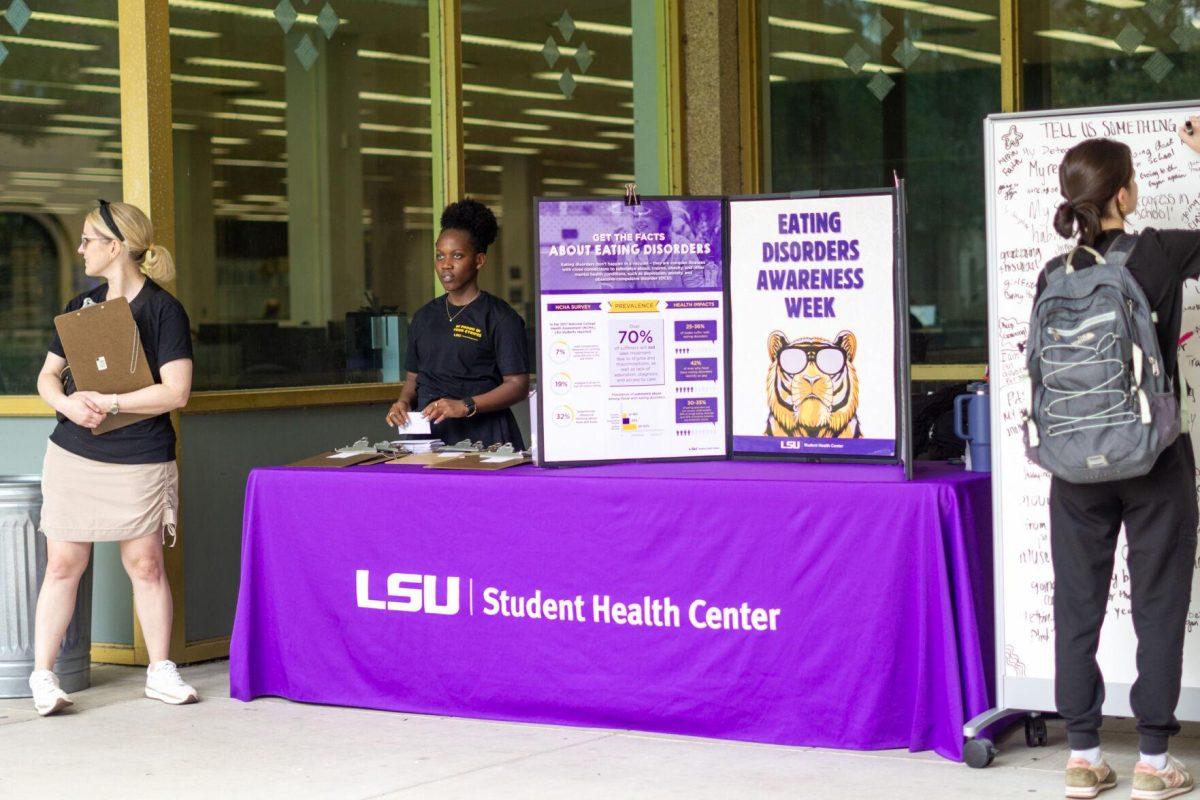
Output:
[0, 1, 122, 394]
[461, 2, 635, 350]
[765, 0, 1000, 363]
[169, 0, 432, 390]
[1021, 2, 1200, 110]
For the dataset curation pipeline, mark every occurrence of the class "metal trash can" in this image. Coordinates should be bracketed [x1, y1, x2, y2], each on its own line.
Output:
[0, 475, 92, 697]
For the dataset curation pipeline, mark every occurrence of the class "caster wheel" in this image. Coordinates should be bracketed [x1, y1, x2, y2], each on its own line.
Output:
[964, 737, 997, 768]
[1025, 716, 1048, 748]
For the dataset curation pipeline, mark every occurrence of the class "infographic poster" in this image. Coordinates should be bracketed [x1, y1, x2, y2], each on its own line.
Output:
[536, 198, 727, 465]
[729, 192, 900, 459]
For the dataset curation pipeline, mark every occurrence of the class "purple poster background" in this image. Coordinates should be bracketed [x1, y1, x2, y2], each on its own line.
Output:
[539, 199, 723, 294]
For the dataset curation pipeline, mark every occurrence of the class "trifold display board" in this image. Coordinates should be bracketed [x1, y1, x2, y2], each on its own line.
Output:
[728, 189, 910, 469]
[535, 197, 728, 466]
[984, 100, 1200, 725]
[534, 191, 911, 472]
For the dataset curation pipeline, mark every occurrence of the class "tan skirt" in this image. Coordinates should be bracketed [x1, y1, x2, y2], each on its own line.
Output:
[40, 440, 178, 543]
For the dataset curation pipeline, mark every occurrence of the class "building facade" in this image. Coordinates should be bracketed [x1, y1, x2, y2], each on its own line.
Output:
[0, 0, 1192, 661]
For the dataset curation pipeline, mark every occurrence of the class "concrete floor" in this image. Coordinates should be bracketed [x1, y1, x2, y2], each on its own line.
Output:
[2, 661, 1199, 799]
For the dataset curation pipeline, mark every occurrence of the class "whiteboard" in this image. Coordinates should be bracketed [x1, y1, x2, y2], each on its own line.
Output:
[986, 100, 1200, 718]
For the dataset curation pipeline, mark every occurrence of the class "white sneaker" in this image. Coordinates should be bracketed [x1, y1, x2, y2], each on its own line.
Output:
[28, 669, 73, 717]
[144, 660, 198, 705]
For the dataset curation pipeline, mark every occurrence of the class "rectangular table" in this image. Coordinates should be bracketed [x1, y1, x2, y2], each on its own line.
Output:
[230, 460, 992, 761]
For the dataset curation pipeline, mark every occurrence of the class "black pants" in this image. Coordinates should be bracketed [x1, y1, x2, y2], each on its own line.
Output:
[1050, 436, 1198, 754]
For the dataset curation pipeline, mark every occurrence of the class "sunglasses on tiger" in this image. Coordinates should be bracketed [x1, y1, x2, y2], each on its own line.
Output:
[778, 345, 846, 376]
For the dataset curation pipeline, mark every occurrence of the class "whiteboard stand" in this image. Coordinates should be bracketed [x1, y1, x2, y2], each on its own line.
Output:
[965, 99, 1200, 769]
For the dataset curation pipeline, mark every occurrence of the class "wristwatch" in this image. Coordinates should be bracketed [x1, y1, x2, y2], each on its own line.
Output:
[462, 397, 477, 418]
[107, 394, 120, 416]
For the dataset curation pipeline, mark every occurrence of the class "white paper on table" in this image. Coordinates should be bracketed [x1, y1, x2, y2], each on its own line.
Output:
[396, 414, 432, 435]
[480, 455, 522, 464]
[329, 451, 372, 459]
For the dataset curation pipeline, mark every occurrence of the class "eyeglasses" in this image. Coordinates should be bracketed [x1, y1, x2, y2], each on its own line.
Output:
[79, 234, 112, 247]
[778, 346, 846, 376]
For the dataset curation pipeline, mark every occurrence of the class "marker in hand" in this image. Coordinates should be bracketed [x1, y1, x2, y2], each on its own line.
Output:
[1188, 120, 1195, 136]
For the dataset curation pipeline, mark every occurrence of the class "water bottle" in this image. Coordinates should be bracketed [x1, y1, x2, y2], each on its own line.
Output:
[954, 381, 991, 472]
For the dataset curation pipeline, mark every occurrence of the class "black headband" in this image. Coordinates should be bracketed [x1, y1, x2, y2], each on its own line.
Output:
[97, 199, 124, 242]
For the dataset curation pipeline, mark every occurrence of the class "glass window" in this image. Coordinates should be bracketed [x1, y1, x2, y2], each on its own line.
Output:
[169, 0, 432, 390]
[764, 1, 1000, 364]
[1021, 2, 1200, 110]
[460, 3, 636, 343]
[0, 1, 121, 394]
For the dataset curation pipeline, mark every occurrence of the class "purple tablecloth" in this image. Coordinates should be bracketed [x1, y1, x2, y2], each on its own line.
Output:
[230, 460, 992, 761]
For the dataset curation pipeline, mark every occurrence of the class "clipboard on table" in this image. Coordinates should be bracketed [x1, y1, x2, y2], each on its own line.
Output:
[53, 297, 155, 435]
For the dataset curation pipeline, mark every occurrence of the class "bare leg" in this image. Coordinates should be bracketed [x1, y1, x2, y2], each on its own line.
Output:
[33, 540, 92, 671]
[120, 534, 171, 664]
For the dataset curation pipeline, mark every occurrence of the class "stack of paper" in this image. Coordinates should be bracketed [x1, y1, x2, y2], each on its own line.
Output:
[394, 438, 443, 454]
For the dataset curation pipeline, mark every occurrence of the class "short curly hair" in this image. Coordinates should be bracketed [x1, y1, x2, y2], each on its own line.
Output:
[439, 198, 499, 253]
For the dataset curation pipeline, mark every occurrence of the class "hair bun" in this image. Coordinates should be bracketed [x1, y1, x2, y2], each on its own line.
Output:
[1053, 201, 1076, 240]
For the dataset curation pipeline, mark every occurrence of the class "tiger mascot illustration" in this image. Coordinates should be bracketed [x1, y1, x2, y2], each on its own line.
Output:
[764, 330, 862, 438]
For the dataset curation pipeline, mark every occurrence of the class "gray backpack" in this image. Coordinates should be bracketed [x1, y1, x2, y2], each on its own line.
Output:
[1024, 234, 1179, 483]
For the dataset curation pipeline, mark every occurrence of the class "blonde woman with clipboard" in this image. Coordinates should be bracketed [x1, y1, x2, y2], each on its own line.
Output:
[29, 200, 198, 716]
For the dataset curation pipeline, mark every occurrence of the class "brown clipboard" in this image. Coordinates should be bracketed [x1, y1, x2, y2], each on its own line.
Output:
[425, 453, 531, 471]
[53, 297, 155, 435]
[289, 450, 392, 468]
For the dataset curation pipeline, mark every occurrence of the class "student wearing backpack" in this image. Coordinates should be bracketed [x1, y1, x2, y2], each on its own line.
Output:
[1032, 123, 1200, 799]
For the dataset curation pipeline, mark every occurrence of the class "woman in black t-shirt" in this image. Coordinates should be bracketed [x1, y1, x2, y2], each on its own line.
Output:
[29, 201, 198, 717]
[1043, 123, 1200, 796]
[385, 199, 530, 448]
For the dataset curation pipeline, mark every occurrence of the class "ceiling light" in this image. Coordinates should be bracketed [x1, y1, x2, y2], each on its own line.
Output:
[231, 98, 287, 109]
[170, 27, 220, 39]
[523, 108, 633, 126]
[362, 147, 432, 158]
[172, 73, 260, 88]
[771, 50, 903, 73]
[361, 123, 431, 134]
[70, 84, 121, 94]
[81, 67, 119, 76]
[531, 71, 632, 90]
[1084, 0, 1143, 7]
[10, 178, 65, 187]
[0, 34, 99, 51]
[769, 74, 787, 83]
[209, 111, 285, 123]
[861, 1, 995, 22]
[172, 122, 200, 131]
[914, 41, 1000, 64]
[51, 113, 121, 124]
[358, 49, 429, 65]
[513, 136, 619, 151]
[461, 33, 580, 57]
[259, 128, 287, 137]
[214, 158, 287, 168]
[604, 173, 636, 181]
[0, 94, 64, 106]
[464, 117, 550, 131]
[360, 91, 432, 106]
[42, 126, 113, 137]
[573, 20, 632, 36]
[1034, 29, 1155, 54]
[598, 131, 635, 140]
[169, 0, 342, 26]
[463, 83, 564, 101]
[464, 143, 541, 155]
[768, 16, 854, 34]
[543, 177, 585, 186]
[212, 136, 250, 145]
[186, 57, 285, 73]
